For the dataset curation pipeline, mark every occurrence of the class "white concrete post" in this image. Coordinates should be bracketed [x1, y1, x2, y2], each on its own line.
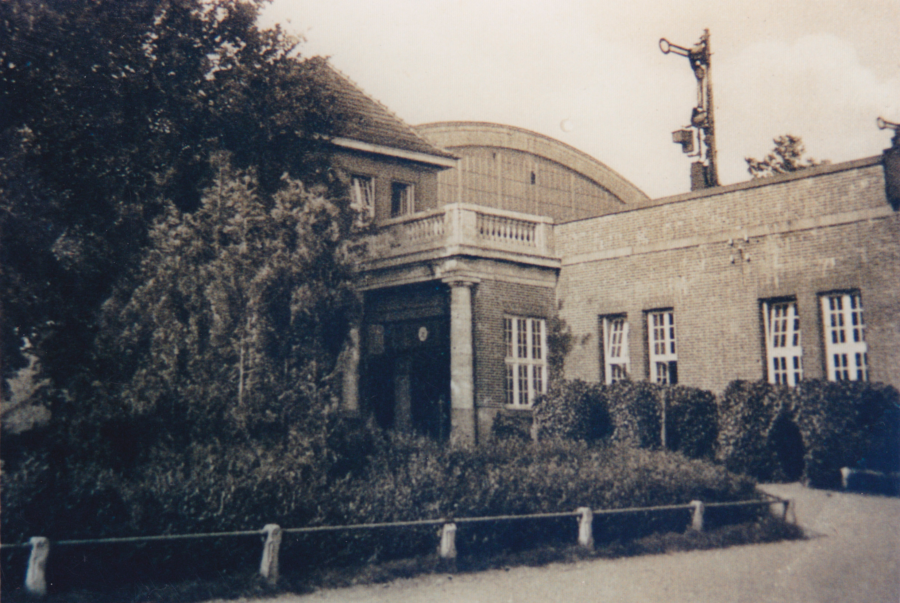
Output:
[783, 499, 795, 524]
[689, 501, 705, 532]
[439, 523, 457, 560]
[25, 536, 49, 597]
[576, 507, 594, 549]
[259, 524, 282, 585]
[840, 467, 852, 490]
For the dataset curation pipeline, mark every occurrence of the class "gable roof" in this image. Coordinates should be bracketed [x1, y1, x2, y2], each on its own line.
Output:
[308, 59, 457, 167]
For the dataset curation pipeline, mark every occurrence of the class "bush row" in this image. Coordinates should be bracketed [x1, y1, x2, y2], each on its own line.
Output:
[1, 424, 758, 592]
[530, 378, 900, 488]
[531, 380, 717, 459]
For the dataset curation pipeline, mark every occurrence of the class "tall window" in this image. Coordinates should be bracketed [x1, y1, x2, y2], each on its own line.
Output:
[601, 315, 629, 384]
[648, 310, 677, 384]
[504, 316, 547, 406]
[390, 181, 414, 217]
[762, 300, 803, 385]
[821, 292, 868, 381]
[350, 175, 375, 220]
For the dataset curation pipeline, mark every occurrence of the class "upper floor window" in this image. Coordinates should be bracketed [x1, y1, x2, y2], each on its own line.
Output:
[601, 315, 629, 384]
[821, 292, 868, 381]
[504, 316, 546, 407]
[648, 310, 677, 384]
[350, 175, 375, 220]
[390, 181, 414, 217]
[762, 299, 803, 386]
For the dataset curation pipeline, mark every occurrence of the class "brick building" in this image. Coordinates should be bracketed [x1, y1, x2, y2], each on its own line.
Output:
[323, 64, 900, 445]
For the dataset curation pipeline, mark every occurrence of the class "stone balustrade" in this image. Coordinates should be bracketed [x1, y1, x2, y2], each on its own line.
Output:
[368, 203, 555, 264]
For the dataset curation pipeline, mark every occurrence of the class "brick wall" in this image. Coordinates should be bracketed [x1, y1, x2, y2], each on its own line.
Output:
[334, 150, 441, 221]
[472, 278, 555, 437]
[556, 158, 900, 393]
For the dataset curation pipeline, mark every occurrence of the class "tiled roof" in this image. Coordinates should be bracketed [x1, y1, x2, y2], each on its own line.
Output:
[308, 58, 456, 161]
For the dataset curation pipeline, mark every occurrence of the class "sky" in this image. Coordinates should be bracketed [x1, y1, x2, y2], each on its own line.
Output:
[260, 0, 900, 199]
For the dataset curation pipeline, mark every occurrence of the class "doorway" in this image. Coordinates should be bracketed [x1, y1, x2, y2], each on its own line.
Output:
[363, 318, 450, 442]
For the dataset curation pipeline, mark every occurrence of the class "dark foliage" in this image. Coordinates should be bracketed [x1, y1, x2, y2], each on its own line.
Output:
[745, 134, 829, 178]
[793, 380, 900, 487]
[532, 380, 610, 442]
[533, 380, 717, 459]
[716, 379, 900, 486]
[490, 411, 533, 442]
[665, 385, 718, 459]
[0, 0, 342, 399]
[2, 431, 760, 598]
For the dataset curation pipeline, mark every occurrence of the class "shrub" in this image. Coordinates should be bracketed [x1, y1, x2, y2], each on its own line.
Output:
[715, 380, 785, 481]
[534, 380, 717, 460]
[532, 380, 609, 442]
[326, 435, 758, 558]
[716, 379, 900, 486]
[665, 386, 718, 459]
[490, 411, 533, 442]
[606, 380, 662, 449]
[793, 380, 900, 488]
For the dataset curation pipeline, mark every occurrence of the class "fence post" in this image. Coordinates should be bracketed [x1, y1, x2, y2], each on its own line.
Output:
[840, 467, 852, 490]
[25, 536, 49, 597]
[439, 523, 457, 560]
[689, 501, 705, 532]
[576, 507, 594, 549]
[259, 524, 282, 585]
[782, 499, 795, 524]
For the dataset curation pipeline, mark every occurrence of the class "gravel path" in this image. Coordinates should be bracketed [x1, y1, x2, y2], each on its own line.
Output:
[212, 484, 900, 603]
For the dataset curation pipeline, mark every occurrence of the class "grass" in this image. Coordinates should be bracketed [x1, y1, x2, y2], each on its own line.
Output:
[0, 517, 804, 603]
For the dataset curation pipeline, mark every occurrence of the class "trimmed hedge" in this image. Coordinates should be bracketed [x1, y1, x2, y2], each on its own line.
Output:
[533, 380, 718, 459]
[716, 379, 900, 486]
[793, 380, 900, 487]
[531, 380, 609, 442]
[715, 380, 787, 481]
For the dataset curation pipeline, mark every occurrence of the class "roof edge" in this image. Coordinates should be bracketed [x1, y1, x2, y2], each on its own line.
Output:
[332, 137, 458, 168]
[558, 155, 886, 225]
[416, 121, 649, 205]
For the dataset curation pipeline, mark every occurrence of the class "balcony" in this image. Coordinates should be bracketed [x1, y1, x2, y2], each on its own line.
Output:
[364, 204, 557, 273]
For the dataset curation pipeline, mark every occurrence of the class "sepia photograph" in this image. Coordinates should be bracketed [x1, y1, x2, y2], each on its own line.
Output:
[1, 1, 898, 601]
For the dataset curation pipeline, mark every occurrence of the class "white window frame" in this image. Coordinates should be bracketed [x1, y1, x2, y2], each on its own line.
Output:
[390, 181, 414, 217]
[601, 315, 629, 384]
[821, 292, 868, 381]
[349, 174, 375, 220]
[648, 310, 677, 384]
[762, 300, 803, 386]
[504, 316, 547, 407]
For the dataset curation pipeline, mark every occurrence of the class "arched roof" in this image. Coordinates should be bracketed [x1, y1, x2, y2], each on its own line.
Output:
[416, 121, 648, 205]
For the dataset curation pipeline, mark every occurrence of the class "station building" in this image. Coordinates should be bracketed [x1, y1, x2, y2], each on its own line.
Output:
[318, 62, 900, 445]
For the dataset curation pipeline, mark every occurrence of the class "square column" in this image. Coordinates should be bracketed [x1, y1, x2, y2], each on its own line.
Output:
[446, 278, 477, 445]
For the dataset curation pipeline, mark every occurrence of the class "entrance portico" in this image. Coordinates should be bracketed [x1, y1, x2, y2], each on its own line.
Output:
[350, 203, 559, 445]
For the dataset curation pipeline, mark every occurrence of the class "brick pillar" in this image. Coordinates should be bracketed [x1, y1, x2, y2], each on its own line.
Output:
[447, 279, 476, 445]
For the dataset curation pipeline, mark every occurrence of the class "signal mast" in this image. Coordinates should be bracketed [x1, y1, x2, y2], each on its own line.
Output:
[660, 29, 719, 190]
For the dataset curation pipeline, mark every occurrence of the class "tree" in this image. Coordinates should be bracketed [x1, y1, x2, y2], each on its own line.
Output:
[100, 158, 361, 444]
[745, 134, 829, 178]
[0, 0, 343, 402]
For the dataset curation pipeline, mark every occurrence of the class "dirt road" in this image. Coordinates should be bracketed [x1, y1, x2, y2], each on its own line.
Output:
[214, 484, 900, 603]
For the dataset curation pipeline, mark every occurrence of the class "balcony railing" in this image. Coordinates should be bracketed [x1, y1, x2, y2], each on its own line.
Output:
[369, 203, 555, 263]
